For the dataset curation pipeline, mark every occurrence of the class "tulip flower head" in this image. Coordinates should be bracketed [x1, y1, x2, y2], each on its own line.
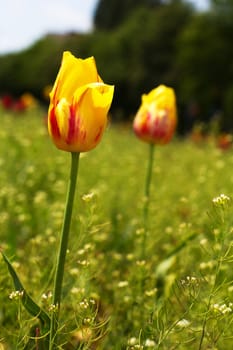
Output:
[48, 51, 114, 152]
[133, 85, 177, 144]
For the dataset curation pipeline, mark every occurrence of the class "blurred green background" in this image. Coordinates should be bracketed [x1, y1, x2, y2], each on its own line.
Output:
[1, 0, 233, 133]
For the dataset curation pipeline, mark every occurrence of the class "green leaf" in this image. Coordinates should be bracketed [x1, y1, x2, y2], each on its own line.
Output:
[1, 252, 51, 330]
[155, 233, 196, 278]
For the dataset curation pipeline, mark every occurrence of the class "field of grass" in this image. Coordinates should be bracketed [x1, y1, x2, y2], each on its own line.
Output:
[0, 107, 233, 349]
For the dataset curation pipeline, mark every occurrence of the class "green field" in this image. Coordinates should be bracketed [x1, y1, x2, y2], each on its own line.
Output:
[0, 107, 233, 349]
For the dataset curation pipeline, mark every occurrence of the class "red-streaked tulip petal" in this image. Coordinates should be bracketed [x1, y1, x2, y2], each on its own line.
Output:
[48, 51, 114, 152]
[133, 85, 177, 145]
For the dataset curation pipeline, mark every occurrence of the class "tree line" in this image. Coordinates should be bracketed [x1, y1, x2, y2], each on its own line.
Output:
[1, 0, 233, 132]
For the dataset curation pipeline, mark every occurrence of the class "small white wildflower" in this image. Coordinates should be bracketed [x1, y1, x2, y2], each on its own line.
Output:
[219, 303, 232, 314]
[123, 295, 131, 303]
[48, 304, 58, 312]
[79, 299, 89, 309]
[128, 337, 138, 346]
[70, 268, 79, 276]
[77, 249, 85, 255]
[84, 243, 93, 251]
[212, 303, 219, 310]
[113, 253, 122, 261]
[177, 319, 191, 328]
[186, 276, 196, 283]
[186, 276, 198, 284]
[89, 298, 96, 305]
[212, 303, 232, 314]
[165, 226, 173, 234]
[118, 281, 129, 288]
[212, 194, 231, 207]
[181, 276, 199, 287]
[12, 261, 20, 269]
[82, 192, 95, 202]
[77, 260, 90, 266]
[126, 253, 134, 261]
[48, 236, 56, 243]
[17, 213, 28, 223]
[83, 317, 93, 325]
[136, 260, 146, 267]
[145, 288, 157, 297]
[200, 238, 208, 246]
[9, 290, 24, 300]
[213, 228, 220, 236]
[199, 260, 215, 270]
[144, 339, 156, 347]
[179, 222, 187, 230]
[41, 291, 52, 300]
[200, 262, 207, 270]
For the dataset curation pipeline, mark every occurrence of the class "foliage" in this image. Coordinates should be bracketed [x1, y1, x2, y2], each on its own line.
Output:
[0, 108, 233, 348]
[88, 3, 192, 119]
[93, 0, 162, 30]
[0, 34, 88, 100]
[176, 11, 233, 129]
[1, 0, 233, 128]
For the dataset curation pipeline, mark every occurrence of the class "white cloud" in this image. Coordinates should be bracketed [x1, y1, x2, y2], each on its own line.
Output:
[0, 0, 98, 54]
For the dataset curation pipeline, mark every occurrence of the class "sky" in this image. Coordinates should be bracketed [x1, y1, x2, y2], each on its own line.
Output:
[0, 0, 209, 55]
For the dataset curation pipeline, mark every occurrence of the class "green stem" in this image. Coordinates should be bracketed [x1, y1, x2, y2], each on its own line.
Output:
[49, 152, 80, 349]
[141, 143, 155, 259]
[198, 235, 225, 350]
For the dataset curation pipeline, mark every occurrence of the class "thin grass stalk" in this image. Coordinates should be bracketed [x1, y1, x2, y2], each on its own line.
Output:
[141, 143, 155, 260]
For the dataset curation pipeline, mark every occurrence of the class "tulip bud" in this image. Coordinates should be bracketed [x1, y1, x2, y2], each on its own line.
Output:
[133, 85, 177, 144]
[48, 51, 114, 152]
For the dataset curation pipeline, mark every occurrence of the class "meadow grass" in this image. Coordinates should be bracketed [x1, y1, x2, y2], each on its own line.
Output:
[0, 107, 233, 349]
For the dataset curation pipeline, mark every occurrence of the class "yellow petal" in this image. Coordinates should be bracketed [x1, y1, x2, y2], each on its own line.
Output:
[71, 82, 114, 152]
[50, 51, 103, 104]
[142, 85, 175, 109]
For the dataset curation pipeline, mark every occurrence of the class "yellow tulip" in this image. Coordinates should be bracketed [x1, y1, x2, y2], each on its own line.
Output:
[48, 51, 114, 152]
[133, 85, 177, 144]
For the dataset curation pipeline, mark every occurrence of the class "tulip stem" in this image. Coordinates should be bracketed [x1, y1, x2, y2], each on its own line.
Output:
[142, 143, 155, 260]
[49, 152, 80, 349]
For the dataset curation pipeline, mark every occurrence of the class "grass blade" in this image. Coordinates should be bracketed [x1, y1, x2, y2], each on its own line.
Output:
[1, 252, 51, 330]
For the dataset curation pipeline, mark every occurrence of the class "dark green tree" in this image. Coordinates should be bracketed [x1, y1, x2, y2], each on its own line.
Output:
[0, 36, 61, 98]
[210, 0, 233, 9]
[93, 0, 162, 30]
[91, 1, 193, 118]
[176, 11, 233, 130]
